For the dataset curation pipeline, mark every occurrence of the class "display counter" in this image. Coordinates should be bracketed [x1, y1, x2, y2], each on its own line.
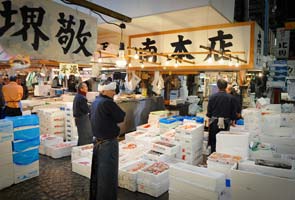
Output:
[117, 96, 165, 135]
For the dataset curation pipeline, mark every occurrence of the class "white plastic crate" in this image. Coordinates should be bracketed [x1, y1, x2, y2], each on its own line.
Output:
[137, 178, 169, 197]
[71, 144, 93, 161]
[0, 163, 14, 190]
[137, 162, 169, 183]
[143, 150, 172, 162]
[46, 141, 76, 158]
[125, 130, 147, 141]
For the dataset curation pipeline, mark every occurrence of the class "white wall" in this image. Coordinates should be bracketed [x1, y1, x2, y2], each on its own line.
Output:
[210, 0, 235, 22]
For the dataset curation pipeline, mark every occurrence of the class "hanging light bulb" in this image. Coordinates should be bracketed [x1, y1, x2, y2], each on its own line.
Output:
[134, 50, 139, 60]
[174, 60, 179, 68]
[141, 62, 144, 68]
[116, 42, 127, 68]
[148, 56, 153, 62]
[128, 63, 132, 67]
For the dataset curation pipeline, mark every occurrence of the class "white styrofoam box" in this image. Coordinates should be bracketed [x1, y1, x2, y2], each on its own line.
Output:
[230, 125, 247, 132]
[249, 142, 276, 161]
[238, 160, 295, 179]
[263, 127, 294, 137]
[125, 130, 147, 142]
[137, 162, 169, 183]
[281, 113, 295, 127]
[169, 188, 223, 200]
[170, 162, 225, 193]
[46, 141, 76, 158]
[43, 135, 64, 146]
[119, 141, 146, 155]
[0, 163, 14, 190]
[71, 144, 93, 161]
[261, 104, 282, 113]
[119, 159, 153, 192]
[216, 131, 250, 159]
[0, 153, 13, 167]
[14, 160, 39, 184]
[152, 141, 180, 155]
[242, 108, 262, 133]
[72, 157, 91, 178]
[160, 129, 176, 143]
[169, 176, 223, 200]
[259, 135, 295, 154]
[262, 113, 281, 131]
[231, 162, 295, 200]
[136, 123, 160, 133]
[148, 110, 169, 124]
[137, 178, 169, 197]
[175, 123, 204, 137]
[176, 153, 203, 166]
[169, 99, 185, 106]
[0, 140, 12, 155]
[143, 150, 172, 162]
[0, 119, 13, 143]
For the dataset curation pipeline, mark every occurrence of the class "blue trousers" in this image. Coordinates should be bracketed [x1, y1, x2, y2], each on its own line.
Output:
[75, 115, 93, 146]
[90, 139, 118, 200]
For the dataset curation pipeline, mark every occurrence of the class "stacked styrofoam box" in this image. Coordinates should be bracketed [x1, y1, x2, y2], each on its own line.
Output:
[152, 140, 180, 155]
[125, 130, 147, 142]
[71, 144, 93, 161]
[135, 132, 161, 149]
[72, 157, 92, 178]
[216, 131, 250, 160]
[63, 103, 78, 142]
[119, 159, 152, 192]
[136, 123, 160, 134]
[46, 141, 77, 159]
[160, 129, 176, 143]
[231, 161, 295, 200]
[261, 113, 281, 132]
[248, 141, 276, 161]
[207, 152, 242, 179]
[261, 104, 282, 113]
[7, 115, 40, 184]
[0, 120, 14, 190]
[281, 113, 295, 128]
[37, 108, 65, 139]
[119, 141, 147, 167]
[137, 162, 169, 197]
[148, 110, 169, 125]
[159, 117, 181, 131]
[242, 108, 262, 135]
[39, 134, 63, 155]
[260, 134, 295, 154]
[169, 162, 226, 200]
[175, 123, 204, 165]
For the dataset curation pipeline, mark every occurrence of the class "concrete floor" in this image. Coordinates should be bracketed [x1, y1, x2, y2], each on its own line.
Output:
[0, 155, 168, 200]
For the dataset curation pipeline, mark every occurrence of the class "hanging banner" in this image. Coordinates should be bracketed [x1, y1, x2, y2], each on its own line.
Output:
[276, 28, 290, 59]
[129, 22, 256, 70]
[0, 0, 97, 64]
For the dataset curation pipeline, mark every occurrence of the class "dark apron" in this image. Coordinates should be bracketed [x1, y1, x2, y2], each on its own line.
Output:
[75, 115, 93, 146]
[90, 138, 118, 200]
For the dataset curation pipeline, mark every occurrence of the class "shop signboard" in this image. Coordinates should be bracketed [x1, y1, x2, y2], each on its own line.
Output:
[59, 63, 80, 76]
[129, 22, 257, 70]
[0, 0, 97, 64]
[276, 28, 290, 59]
[254, 24, 264, 69]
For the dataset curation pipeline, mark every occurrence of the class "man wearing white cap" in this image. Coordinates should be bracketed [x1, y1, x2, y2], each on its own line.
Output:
[90, 81, 125, 200]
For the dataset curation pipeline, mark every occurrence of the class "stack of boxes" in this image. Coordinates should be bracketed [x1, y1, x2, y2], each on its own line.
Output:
[71, 144, 93, 178]
[169, 163, 226, 200]
[38, 108, 65, 139]
[8, 115, 40, 184]
[0, 120, 14, 189]
[63, 103, 78, 142]
[175, 123, 204, 165]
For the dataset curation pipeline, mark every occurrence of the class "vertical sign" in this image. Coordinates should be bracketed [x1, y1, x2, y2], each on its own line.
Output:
[276, 28, 290, 59]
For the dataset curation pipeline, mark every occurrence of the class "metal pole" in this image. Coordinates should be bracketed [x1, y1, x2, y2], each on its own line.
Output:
[264, 0, 269, 56]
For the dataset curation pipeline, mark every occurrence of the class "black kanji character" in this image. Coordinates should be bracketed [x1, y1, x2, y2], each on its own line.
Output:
[100, 42, 109, 50]
[56, 13, 76, 54]
[171, 35, 194, 60]
[72, 19, 92, 56]
[0, 0, 17, 37]
[11, 6, 49, 50]
[69, 64, 78, 74]
[141, 38, 157, 62]
[204, 30, 233, 62]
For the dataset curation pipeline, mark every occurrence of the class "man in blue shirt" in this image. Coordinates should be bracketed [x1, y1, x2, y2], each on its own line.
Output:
[90, 81, 125, 200]
[73, 82, 92, 146]
[206, 79, 236, 154]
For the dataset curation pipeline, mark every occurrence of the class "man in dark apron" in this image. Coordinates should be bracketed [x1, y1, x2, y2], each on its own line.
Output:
[206, 79, 236, 154]
[73, 82, 93, 146]
[90, 81, 125, 200]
